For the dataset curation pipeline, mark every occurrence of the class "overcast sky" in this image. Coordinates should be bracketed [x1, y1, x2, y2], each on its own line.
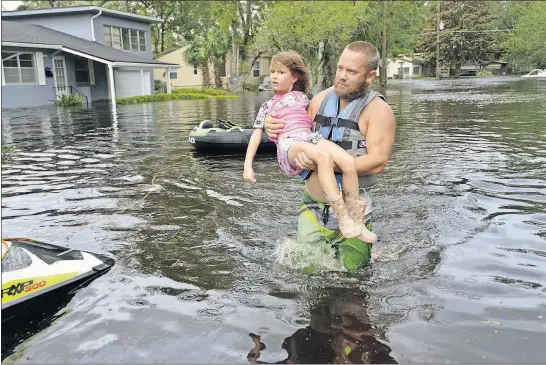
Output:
[2, 1, 24, 11]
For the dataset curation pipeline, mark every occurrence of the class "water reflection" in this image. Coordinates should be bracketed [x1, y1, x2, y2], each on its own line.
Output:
[247, 289, 397, 364]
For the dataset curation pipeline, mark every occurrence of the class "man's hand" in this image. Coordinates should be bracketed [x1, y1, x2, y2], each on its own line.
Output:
[263, 112, 285, 139]
[294, 151, 317, 171]
[243, 166, 256, 183]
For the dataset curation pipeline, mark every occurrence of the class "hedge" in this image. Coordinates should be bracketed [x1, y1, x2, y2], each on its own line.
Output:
[117, 89, 239, 105]
[172, 88, 228, 96]
[117, 93, 209, 105]
[214, 95, 241, 100]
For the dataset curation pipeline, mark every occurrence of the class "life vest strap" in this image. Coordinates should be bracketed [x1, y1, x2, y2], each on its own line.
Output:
[314, 115, 359, 131]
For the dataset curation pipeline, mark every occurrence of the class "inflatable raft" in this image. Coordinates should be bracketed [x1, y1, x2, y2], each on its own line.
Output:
[1, 238, 115, 323]
[188, 119, 276, 153]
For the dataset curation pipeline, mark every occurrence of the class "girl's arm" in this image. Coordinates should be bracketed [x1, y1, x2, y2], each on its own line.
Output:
[243, 128, 263, 183]
[244, 100, 272, 182]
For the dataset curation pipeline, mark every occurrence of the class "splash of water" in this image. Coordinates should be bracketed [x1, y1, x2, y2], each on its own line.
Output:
[273, 237, 347, 273]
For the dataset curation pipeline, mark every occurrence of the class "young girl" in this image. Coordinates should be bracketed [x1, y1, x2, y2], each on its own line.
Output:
[243, 51, 377, 243]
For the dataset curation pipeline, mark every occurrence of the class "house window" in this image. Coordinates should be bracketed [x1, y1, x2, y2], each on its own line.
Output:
[74, 57, 89, 84]
[122, 29, 130, 51]
[413, 66, 420, 75]
[219, 62, 226, 77]
[169, 71, 178, 80]
[193, 63, 198, 75]
[252, 62, 260, 77]
[104, 26, 147, 51]
[2, 52, 37, 84]
[403, 67, 410, 75]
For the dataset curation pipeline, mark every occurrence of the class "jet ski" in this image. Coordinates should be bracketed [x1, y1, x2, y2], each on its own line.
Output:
[188, 119, 276, 153]
[1, 238, 115, 323]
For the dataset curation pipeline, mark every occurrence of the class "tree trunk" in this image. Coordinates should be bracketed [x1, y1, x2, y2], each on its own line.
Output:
[152, 25, 159, 55]
[231, 24, 237, 76]
[317, 41, 325, 91]
[200, 60, 211, 88]
[214, 62, 223, 89]
[160, 22, 165, 53]
[435, 1, 441, 79]
[235, 53, 262, 92]
[380, 0, 388, 86]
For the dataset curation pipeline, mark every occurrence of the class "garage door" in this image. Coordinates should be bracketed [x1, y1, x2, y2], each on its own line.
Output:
[114, 70, 151, 98]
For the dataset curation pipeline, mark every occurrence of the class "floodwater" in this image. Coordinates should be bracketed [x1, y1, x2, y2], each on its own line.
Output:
[1, 76, 545, 363]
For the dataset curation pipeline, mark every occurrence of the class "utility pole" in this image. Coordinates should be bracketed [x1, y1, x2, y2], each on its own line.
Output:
[436, 0, 441, 79]
[380, 0, 388, 86]
[231, 22, 237, 77]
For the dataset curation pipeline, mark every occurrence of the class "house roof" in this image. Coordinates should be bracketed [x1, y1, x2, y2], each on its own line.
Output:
[395, 57, 424, 65]
[1, 21, 177, 67]
[1, 5, 162, 24]
[154, 46, 185, 59]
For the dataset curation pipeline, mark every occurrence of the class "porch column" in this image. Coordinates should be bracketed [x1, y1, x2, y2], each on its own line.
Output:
[107, 63, 116, 107]
[166, 68, 171, 94]
[140, 68, 144, 95]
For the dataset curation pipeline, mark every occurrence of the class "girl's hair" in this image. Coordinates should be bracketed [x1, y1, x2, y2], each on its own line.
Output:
[271, 51, 310, 93]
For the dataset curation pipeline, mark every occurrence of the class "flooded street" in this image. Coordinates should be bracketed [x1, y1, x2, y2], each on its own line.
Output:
[2, 76, 545, 363]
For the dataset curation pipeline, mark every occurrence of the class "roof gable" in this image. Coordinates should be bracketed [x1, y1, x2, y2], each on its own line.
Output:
[1, 6, 162, 24]
[1, 21, 176, 66]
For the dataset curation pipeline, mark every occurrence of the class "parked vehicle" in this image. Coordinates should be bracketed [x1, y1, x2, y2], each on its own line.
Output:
[458, 70, 478, 77]
[258, 76, 272, 91]
[521, 69, 546, 79]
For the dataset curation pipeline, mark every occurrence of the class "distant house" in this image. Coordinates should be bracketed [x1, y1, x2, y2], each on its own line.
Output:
[378, 53, 441, 79]
[1, 6, 178, 108]
[460, 61, 507, 75]
[153, 46, 272, 89]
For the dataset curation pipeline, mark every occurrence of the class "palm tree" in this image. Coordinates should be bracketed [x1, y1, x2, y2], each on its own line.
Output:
[183, 39, 211, 88]
[204, 29, 231, 88]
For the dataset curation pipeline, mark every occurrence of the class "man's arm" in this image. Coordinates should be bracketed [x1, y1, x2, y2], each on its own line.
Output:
[355, 98, 396, 175]
[306, 88, 330, 120]
[263, 88, 329, 138]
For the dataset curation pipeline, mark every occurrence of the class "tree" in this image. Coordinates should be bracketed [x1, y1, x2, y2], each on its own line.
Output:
[206, 0, 269, 91]
[351, 1, 427, 85]
[183, 39, 211, 88]
[17, 0, 112, 9]
[251, 1, 369, 92]
[204, 29, 231, 88]
[417, 1, 504, 76]
[138, 1, 178, 54]
[503, 1, 546, 70]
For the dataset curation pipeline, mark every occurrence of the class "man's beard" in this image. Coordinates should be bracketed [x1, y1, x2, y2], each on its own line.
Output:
[334, 79, 371, 101]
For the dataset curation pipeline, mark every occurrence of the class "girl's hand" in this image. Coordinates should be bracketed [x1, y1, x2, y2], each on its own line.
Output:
[294, 151, 317, 170]
[243, 167, 256, 183]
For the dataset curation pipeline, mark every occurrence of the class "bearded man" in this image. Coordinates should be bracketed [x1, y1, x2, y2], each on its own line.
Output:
[264, 41, 396, 270]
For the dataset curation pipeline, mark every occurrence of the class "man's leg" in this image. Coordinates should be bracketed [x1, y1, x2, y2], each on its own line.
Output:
[335, 187, 374, 271]
[296, 188, 373, 272]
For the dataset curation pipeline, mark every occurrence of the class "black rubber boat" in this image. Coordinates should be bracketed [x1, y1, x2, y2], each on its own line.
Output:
[1, 238, 115, 324]
[188, 119, 276, 153]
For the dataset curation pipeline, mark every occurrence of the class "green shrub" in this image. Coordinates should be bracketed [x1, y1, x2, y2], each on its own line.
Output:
[172, 88, 227, 96]
[243, 84, 259, 92]
[476, 69, 493, 77]
[117, 93, 210, 105]
[414, 75, 437, 80]
[154, 80, 166, 93]
[53, 93, 84, 107]
[214, 95, 240, 100]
